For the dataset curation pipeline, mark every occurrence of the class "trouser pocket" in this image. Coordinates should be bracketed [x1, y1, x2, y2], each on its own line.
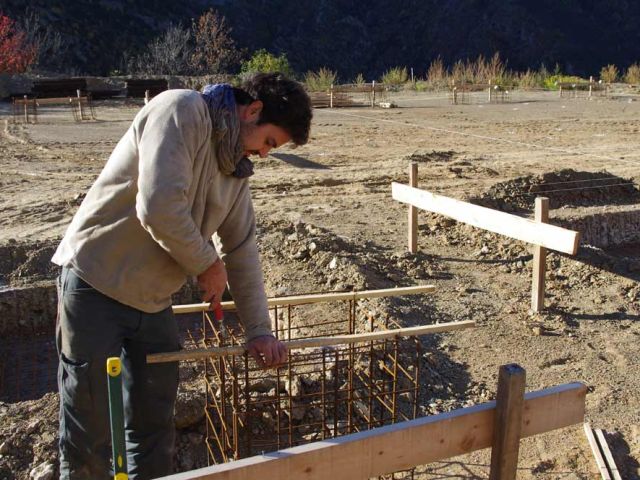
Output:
[59, 353, 93, 421]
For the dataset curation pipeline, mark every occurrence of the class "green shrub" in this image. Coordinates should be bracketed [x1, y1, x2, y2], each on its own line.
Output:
[624, 63, 640, 84]
[240, 49, 293, 76]
[304, 68, 337, 92]
[381, 66, 408, 86]
[354, 73, 366, 86]
[600, 64, 619, 83]
[542, 74, 587, 90]
[413, 80, 430, 92]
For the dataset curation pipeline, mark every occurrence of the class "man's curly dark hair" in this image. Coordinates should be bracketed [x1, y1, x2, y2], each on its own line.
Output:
[234, 72, 312, 146]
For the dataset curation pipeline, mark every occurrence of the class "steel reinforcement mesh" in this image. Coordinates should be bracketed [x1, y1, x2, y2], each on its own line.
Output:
[195, 300, 424, 478]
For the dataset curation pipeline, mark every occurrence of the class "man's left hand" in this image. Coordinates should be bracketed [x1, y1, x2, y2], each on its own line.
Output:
[247, 335, 287, 368]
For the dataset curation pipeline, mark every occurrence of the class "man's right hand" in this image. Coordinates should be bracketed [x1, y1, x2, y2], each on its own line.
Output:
[197, 258, 227, 308]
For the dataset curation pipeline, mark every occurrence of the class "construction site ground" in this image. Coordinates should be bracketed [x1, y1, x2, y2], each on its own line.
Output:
[1, 90, 639, 479]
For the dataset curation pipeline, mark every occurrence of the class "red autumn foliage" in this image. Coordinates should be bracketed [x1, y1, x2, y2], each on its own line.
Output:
[0, 14, 37, 73]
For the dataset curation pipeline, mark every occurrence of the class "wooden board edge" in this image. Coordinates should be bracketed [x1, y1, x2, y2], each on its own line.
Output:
[156, 382, 586, 480]
[391, 183, 580, 255]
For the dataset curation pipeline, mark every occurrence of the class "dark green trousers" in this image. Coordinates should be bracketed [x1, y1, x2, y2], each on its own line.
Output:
[56, 267, 180, 480]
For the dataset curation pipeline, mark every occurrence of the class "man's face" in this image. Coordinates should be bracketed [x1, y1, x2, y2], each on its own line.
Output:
[240, 121, 291, 158]
[238, 100, 291, 158]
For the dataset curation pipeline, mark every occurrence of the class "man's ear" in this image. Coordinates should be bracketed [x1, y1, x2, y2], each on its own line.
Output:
[242, 100, 263, 122]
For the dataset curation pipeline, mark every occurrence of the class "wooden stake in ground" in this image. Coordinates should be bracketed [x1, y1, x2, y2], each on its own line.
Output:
[371, 81, 376, 107]
[408, 162, 418, 253]
[23, 95, 29, 123]
[531, 197, 549, 312]
[76, 89, 84, 119]
[489, 364, 526, 480]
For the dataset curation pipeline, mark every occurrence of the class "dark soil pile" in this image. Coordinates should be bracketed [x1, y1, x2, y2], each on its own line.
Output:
[472, 169, 640, 212]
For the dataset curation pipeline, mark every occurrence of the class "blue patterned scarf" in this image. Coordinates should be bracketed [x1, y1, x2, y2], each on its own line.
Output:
[201, 84, 254, 178]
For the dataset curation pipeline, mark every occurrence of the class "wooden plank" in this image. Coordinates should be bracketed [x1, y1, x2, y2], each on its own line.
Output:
[594, 428, 622, 480]
[531, 197, 549, 312]
[408, 162, 418, 253]
[35, 97, 90, 106]
[489, 364, 526, 480]
[584, 423, 612, 480]
[172, 285, 436, 314]
[392, 183, 580, 255]
[156, 382, 587, 480]
[147, 320, 475, 364]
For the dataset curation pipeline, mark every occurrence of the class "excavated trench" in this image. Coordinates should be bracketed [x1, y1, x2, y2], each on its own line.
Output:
[2, 170, 640, 402]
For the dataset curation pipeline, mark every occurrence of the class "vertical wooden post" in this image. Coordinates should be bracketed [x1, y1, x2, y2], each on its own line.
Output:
[371, 81, 376, 107]
[531, 197, 549, 312]
[330, 84, 334, 108]
[559, 85, 562, 97]
[410, 67, 414, 83]
[144, 89, 150, 104]
[453, 86, 458, 105]
[24, 95, 29, 123]
[488, 81, 492, 102]
[489, 364, 526, 480]
[408, 162, 418, 253]
[76, 89, 84, 120]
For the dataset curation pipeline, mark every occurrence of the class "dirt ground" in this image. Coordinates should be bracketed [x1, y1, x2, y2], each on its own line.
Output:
[1, 89, 639, 479]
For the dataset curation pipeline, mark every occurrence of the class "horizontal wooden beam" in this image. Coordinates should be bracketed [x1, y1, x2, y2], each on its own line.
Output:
[147, 320, 474, 364]
[172, 285, 436, 315]
[157, 382, 586, 480]
[392, 183, 580, 255]
[35, 97, 89, 105]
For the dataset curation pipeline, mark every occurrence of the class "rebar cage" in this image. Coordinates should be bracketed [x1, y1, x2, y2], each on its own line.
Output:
[195, 299, 425, 477]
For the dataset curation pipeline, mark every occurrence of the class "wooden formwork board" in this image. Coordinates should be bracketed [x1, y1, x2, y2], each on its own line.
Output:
[392, 183, 580, 255]
[157, 382, 586, 480]
[147, 320, 475, 363]
[172, 285, 436, 314]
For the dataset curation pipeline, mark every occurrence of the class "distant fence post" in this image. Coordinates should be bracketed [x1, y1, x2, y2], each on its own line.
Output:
[371, 80, 376, 107]
[408, 162, 418, 253]
[330, 84, 334, 109]
[489, 364, 526, 480]
[531, 197, 550, 312]
[76, 89, 84, 119]
[23, 95, 29, 123]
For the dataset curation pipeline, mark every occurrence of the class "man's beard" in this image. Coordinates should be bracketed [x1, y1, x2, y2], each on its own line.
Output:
[239, 120, 259, 157]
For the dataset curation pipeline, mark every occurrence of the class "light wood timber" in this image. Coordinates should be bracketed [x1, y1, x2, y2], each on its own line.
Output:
[392, 183, 580, 255]
[408, 162, 418, 253]
[584, 423, 612, 480]
[147, 320, 475, 364]
[172, 285, 435, 314]
[35, 96, 89, 105]
[531, 197, 550, 312]
[489, 364, 526, 479]
[155, 382, 587, 480]
[24, 95, 29, 122]
[594, 428, 622, 480]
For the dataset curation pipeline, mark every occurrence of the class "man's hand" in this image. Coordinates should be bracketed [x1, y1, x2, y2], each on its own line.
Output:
[197, 258, 227, 308]
[247, 335, 287, 368]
